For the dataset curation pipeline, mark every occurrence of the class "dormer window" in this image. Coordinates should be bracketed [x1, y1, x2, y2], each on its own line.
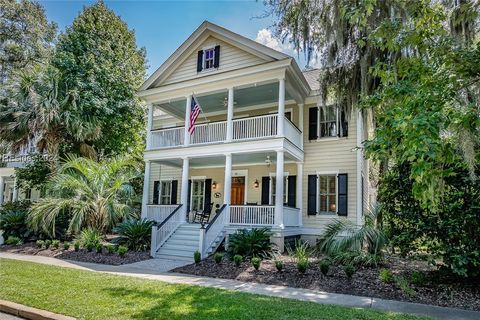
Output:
[204, 48, 215, 69]
[197, 45, 220, 72]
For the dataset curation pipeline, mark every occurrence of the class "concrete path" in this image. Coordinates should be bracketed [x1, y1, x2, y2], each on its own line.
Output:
[1, 252, 479, 320]
[0, 312, 22, 320]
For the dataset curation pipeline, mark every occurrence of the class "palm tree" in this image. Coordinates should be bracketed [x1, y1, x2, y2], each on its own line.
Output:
[28, 155, 140, 236]
[0, 64, 100, 167]
[318, 205, 386, 266]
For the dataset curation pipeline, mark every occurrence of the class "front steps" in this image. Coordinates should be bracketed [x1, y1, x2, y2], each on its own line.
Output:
[155, 223, 201, 262]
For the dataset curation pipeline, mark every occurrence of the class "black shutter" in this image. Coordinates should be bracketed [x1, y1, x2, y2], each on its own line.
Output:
[340, 110, 348, 137]
[287, 176, 296, 207]
[307, 175, 317, 215]
[337, 174, 348, 216]
[261, 176, 270, 205]
[204, 179, 212, 209]
[308, 107, 318, 140]
[187, 180, 192, 212]
[153, 181, 160, 204]
[171, 180, 178, 205]
[213, 45, 220, 68]
[197, 50, 203, 72]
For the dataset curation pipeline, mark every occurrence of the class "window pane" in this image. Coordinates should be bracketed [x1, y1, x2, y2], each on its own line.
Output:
[320, 195, 327, 212]
[319, 176, 327, 193]
[328, 176, 336, 194]
[328, 195, 336, 213]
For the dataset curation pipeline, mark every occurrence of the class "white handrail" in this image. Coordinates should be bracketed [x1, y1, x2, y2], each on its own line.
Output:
[283, 206, 300, 227]
[150, 127, 184, 149]
[202, 204, 228, 257]
[284, 118, 302, 146]
[150, 204, 184, 257]
[232, 114, 277, 140]
[191, 121, 227, 144]
[145, 205, 179, 223]
[229, 205, 275, 225]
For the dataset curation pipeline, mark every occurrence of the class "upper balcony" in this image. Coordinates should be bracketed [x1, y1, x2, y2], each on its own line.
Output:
[148, 113, 301, 150]
[144, 80, 305, 160]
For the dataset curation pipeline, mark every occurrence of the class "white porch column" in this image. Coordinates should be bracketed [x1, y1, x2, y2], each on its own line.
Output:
[141, 161, 151, 218]
[223, 153, 232, 205]
[0, 176, 4, 205]
[356, 109, 364, 225]
[181, 157, 190, 222]
[275, 150, 284, 228]
[226, 88, 234, 142]
[12, 177, 18, 201]
[277, 78, 285, 136]
[146, 104, 154, 150]
[298, 103, 304, 149]
[296, 162, 303, 227]
[184, 95, 192, 146]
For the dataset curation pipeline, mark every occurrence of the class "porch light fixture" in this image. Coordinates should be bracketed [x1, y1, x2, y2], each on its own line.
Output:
[265, 155, 272, 167]
[212, 181, 217, 189]
[253, 179, 259, 188]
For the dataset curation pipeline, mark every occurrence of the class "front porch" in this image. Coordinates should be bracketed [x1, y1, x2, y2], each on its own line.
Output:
[143, 151, 304, 259]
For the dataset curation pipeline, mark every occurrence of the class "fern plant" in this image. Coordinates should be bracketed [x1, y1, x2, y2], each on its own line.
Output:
[318, 206, 385, 266]
[227, 228, 273, 258]
[113, 219, 154, 252]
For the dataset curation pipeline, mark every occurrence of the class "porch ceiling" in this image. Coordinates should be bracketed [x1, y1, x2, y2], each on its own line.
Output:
[154, 151, 298, 169]
[155, 82, 294, 119]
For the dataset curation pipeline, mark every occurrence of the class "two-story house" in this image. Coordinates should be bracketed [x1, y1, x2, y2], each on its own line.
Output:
[138, 21, 372, 261]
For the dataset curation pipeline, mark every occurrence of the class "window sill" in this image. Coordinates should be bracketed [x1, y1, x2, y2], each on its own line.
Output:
[313, 136, 348, 142]
[197, 68, 218, 75]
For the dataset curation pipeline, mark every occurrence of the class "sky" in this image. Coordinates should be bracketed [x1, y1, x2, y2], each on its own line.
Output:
[39, 0, 308, 76]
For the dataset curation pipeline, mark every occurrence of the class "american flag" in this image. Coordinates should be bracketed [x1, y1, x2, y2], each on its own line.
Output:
[188, 95, 202, 135]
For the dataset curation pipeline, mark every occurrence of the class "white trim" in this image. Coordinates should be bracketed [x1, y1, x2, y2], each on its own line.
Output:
[268, 172, 290, 206]
[315, 172, 339, 215]
[190, 175, 207, 180]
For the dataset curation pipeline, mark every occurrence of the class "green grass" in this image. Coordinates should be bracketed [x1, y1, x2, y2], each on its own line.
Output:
[0, 258, 428, 320]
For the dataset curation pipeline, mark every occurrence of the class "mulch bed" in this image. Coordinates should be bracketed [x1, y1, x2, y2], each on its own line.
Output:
[0, 242, 150, 266]
[173, 254, 480, 311]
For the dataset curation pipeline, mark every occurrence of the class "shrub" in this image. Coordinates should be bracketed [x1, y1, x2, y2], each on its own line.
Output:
[52, 240, 60, 249]
[194, 251, 201, 264]
[74, 240, 80, 252]
[411, 271, 427, 286]
[63, 241, 70, 250]
[251, 257, 261, 270]
[106, 244, 116, 254]
[5, 236, 23, 245]
[287, 240, 312, 261]
[275, 260, 284, 272]
[320, 259, 331, 276]
[297, 258, 309, 274]
[318, 206, 385, 267]
[344, 264, 355, 279]
[0, 201, 31, 240]
[117, 245, 128, 257]
[44, 239, 52, 249]
[380, 162, 480, 277]
[394, 275, 415, 297]
[36, 240, 45, 248]
[214, 252, 223, 264]
[79, 228, 102, 249]
[233, 255, 243, 267]
[113, 219, 154, 252]
[227, 228, 273, 258]
[95, 243, 103, 253]
[379, 269, 394, 284]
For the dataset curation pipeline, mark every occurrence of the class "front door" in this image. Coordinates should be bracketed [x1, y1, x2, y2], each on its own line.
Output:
[231, 177, 245, 205]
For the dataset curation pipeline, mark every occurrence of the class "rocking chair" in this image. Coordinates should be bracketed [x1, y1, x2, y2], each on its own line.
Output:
[193, 202, 214, 225]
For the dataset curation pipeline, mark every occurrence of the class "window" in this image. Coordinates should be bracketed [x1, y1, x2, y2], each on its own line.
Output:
[159, 181, 172, 205]
[319, 175, 336, 214]
[270, 176, 288, 205]
[319, 106, 337, 137]
[203, 48, 215, 70]
[285, 111, 292, 121]
[191, 180, 205, 211]
[25, 189, 32, 200]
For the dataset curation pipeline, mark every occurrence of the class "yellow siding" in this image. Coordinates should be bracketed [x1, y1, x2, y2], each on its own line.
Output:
[163, 36, 266, 86]
[301, 104, 359, 232]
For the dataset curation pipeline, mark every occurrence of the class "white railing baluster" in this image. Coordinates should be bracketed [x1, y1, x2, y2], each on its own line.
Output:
[150, 204, 184, 257]
[145, 205, 179, 223]
[229, 205, 275, 226]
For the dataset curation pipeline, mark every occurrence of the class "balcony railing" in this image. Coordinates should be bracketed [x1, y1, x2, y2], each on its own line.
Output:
[229, 205, 275, 225]
[149, 113, 301, 150]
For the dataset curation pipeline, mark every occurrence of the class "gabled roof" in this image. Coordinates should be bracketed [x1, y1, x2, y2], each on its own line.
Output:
[140, 21, 292, 91]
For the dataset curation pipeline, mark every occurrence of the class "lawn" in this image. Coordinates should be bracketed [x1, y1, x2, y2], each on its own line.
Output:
[0, 258, 428, 320]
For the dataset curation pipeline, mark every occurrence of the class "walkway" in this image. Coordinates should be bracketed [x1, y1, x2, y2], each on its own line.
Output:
[1, 252, 479, 320]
